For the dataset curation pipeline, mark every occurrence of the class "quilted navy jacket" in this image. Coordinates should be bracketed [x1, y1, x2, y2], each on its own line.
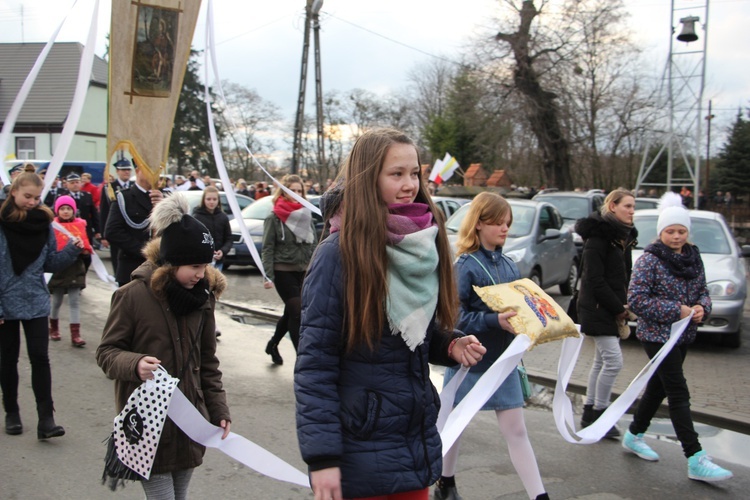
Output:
[294, 232, 459, 498]
[0, 226, 81, 320]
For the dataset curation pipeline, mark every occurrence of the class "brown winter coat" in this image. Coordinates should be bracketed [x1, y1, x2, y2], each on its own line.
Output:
[96, 239, 230, 475]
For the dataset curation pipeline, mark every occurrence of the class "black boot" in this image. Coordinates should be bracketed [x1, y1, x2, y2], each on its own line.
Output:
[37, 402, 65, 440]
[535, 494, 550, 500]
[265, 340, 283, 365]
[5, 412, 22, 435]
[592, 408, 620, 439]
[433, 477, 462, 500]
[580, 403, 594, 428]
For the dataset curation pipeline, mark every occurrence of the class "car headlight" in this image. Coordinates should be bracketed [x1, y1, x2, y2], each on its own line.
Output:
[572, 232, 583, 244]
[251, 234, 263, 244]
[707, 280, 739, 298]
[504, 248, 526, 262]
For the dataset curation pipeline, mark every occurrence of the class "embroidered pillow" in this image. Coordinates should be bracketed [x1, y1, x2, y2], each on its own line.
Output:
[473, 278, 579, 348]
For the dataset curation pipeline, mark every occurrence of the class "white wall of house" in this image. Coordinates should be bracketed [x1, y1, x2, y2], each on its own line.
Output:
[10, 84, 107, 162]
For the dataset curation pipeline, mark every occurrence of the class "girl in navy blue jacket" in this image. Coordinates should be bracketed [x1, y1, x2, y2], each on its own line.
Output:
[0, 170, 82, 438]
[435, 192, 548, 500]
[294, 128, 485, 500]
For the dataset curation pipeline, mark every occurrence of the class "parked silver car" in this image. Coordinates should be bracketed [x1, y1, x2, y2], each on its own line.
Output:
[445, 199, 579, 295]
[631, 209, 750, 347]
[431, 196, 470, 220]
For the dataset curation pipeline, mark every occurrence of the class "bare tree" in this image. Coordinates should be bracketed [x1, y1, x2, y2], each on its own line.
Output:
[216, 80, 283, 181]
[492, 0, 574, 189]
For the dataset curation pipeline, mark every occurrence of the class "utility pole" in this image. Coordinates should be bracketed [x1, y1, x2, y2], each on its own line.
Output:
[704, 99, 715, 203]
[291, 0, 324, 176]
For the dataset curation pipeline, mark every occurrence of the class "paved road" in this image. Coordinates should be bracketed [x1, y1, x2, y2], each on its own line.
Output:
[222, 264, 750, 434]
[2, 255, 746, 499]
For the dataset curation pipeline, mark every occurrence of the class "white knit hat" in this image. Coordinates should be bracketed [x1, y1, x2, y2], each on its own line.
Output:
[657, 192, 691, 235]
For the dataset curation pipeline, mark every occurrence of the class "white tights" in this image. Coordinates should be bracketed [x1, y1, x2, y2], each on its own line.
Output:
[442, 408, 545, 499]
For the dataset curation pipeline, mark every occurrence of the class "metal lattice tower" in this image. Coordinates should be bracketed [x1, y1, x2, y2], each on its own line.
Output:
[635, 0, 709, 205]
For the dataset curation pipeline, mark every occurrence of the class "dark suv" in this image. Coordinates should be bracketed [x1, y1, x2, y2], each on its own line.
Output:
[532, 189, 605, 256]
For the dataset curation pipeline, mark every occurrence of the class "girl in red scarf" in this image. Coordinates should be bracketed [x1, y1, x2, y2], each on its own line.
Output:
[49, 195, 93, 347]
[261, 175, 317, 365]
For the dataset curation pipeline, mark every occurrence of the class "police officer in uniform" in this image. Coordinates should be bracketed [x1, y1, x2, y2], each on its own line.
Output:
[104, 160, 163, 285]
[99, 158, 133, 275]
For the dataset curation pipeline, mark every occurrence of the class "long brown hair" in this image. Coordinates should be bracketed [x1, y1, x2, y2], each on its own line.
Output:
[340, 128, 457, 351]
[0, 172, 53, 222]
[456, 192, 513, 256]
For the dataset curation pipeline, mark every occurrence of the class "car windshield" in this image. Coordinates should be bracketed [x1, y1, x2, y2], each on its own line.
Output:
[444, 203, 534, 238]
[634, 216, 731, 255]
[539, 196, 589, 221]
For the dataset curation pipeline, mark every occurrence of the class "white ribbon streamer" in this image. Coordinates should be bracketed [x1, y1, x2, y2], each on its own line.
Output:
[436, 365, 468, 433]
[553, 315, 692, 444]
[439, 334, 531, 453]
[51, 220, 117, 289]
[203, 0, 320, 279]
[203, 0, 267, 278]
[41, 0, 100, 200]
[167, 388, 310, 488]
[0, 0, 81, 185]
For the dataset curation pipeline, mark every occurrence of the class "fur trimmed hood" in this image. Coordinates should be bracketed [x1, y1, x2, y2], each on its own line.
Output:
[136, 238, 227, 299]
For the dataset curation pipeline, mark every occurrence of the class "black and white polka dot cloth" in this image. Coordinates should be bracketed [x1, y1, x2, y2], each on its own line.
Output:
[113, 366, 179, 480]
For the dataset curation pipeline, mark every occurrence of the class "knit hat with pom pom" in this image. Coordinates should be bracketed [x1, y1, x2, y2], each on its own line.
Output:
[657, 192, 691, 235]
[149, 193, 214, 266]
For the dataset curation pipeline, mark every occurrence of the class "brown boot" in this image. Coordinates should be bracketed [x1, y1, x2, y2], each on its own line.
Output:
[70, 324, 86, 347]
[49, 318, 61, 341]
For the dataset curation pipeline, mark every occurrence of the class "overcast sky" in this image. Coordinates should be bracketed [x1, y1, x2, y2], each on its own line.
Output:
[1, 0, 747, 137]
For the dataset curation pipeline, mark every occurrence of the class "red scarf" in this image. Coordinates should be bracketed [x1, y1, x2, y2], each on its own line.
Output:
[272, 197, 304, 223]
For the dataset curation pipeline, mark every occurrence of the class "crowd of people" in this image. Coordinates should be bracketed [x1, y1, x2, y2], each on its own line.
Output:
[0, 133, 736, 499]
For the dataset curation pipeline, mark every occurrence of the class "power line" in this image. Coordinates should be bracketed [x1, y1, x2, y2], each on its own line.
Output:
[325, 12, 462, 67]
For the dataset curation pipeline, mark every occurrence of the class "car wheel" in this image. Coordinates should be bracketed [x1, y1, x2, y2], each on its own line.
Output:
[529, 269, 542, 288]
[723, 329, 741, 348]
[222, 264, 231, 271]
[559, 260, 578, 296]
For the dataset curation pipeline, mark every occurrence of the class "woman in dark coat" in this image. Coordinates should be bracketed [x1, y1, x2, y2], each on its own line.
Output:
[574, 188, 637, 438]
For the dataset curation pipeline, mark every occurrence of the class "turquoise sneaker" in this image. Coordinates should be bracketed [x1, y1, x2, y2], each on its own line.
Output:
[688, 451, 733, 482]
[622, 430, 659, 461]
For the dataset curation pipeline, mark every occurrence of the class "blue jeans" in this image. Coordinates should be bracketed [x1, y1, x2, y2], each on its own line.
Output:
[629, 342, 701, 458]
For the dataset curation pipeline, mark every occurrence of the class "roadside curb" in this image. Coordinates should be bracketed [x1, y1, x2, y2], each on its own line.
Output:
[219, 300, 750, 436]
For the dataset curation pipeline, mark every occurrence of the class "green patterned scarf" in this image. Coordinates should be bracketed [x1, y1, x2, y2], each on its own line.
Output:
[385, 203, 439, 351]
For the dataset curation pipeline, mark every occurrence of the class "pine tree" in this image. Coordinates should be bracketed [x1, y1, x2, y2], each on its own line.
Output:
[715, 109, 750, 197]
[169, 49, 222, 176]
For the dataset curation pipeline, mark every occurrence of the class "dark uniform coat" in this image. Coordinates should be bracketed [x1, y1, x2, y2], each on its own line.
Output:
[68, 190, 99, 245]
[104, 184, 153, 285]
[100, 180, 132, 275]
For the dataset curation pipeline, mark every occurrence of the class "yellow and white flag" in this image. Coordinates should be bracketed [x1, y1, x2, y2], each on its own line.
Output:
[428, 153, 459, 185]
[108, 0, 202, 187]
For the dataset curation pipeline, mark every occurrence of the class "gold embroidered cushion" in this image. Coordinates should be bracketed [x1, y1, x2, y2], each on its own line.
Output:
[473, 278, 579, 348]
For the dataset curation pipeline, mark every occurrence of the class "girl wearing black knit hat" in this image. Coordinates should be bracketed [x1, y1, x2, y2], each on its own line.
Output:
[97, 193, 231, 498]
